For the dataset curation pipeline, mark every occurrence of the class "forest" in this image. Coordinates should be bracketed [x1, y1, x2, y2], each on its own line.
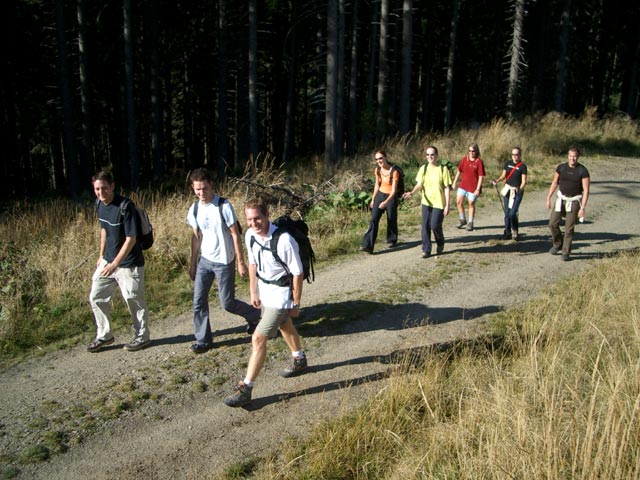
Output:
[2, 0, 639, 200]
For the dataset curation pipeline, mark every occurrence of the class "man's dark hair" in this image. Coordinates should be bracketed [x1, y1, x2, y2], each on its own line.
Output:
[92, 170, 114, 184]
[244, 198, 268, 216]
[189, 168, 214, 184]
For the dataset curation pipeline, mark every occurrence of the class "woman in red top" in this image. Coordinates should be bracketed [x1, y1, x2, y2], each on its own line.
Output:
[451, 143, 486, 231]
[361, 150, 400, 253]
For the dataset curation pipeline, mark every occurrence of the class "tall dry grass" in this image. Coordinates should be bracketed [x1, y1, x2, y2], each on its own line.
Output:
[238, 251, 640, 479]
[1, 112, 638, 360]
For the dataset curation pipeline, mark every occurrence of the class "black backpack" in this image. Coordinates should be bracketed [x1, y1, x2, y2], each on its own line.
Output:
[192, 196, 242, 236]
[377, 163, 405, 199]
[250, 215, 315, 286]
[96, 198, 154, 250]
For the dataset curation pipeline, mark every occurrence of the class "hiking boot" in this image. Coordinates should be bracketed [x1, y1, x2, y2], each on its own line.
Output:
[190, 343, 212, 354]
[457, 219, 467, 229]
[123, 338, 151, 352]
[224, 382, 252, 407]
[279, 356, 308, 378]
[86, 337, 114, 353]
[549, 246, 560, 255]
[465, 221, 474, 231]
[499, 233, 512, 240]
[360, 246, 373, 254]
[421, 251, 431, 259]
[436, 244, 444, 255]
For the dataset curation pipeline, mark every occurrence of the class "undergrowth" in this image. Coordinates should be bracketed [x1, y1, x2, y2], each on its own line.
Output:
[0, 111, 638, 362]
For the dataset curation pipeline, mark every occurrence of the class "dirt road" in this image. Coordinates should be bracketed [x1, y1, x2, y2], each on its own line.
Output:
[3, 157, 639, 479]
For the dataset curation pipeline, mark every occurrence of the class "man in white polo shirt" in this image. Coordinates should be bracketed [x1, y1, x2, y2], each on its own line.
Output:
[224, 199, 308, 407]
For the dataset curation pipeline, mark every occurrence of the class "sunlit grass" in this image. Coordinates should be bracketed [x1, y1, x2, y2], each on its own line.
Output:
[219, 250, 640, 479]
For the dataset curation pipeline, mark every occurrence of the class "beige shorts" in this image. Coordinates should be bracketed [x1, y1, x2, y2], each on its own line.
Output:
[256, 307, 291, 338]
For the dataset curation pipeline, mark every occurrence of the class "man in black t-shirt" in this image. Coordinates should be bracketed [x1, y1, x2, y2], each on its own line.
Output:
[87, 171, 151, 352]
[545, 147, 591, 261]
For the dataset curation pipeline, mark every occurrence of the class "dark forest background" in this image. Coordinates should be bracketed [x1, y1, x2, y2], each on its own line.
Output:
[2, 0, 639, 200]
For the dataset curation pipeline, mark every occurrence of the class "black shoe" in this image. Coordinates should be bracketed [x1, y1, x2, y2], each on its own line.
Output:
[549, 246, 560, 255]
[360, 246, 373, 254]
[246, 321, 259, 335]
[386, 242, 397, 249]
[224, 382, 252, 407]
[436, 244, 444, 255]
[561, 253, 570, 261]
[280, 356, 308, 378]
[123, 338, 151, 352]
[421, 251, 431, 259]
[190, 343, 212, 354]
[499, 233, 512, 240]
[87, 337, 115, 353]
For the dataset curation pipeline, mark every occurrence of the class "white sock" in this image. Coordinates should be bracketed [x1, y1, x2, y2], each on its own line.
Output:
[469, 217, 474, 222]
[459, 214, 466, 220]
[242, 378, 254, 388]
[292, 351, 305, 359]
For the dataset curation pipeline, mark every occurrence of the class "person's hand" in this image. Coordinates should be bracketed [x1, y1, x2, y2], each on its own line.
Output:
[444, 205, 450, 216]
[369, 200, 374, 209]
[402, 192, 412, 200]
[100, 261, 118, 277]
[237, 260, 248, 278]
[379, 201, 387, 208]
[189, 263, 197, 281]
[250, 293, 261, 309]
[546, 198, 552, 209]
[491, 179, 497, 186]
[289, 305, 301, 318]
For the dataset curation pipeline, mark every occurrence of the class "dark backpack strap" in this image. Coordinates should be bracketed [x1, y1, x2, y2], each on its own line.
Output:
[213, 196, 233, 234]
[249, 230, 292, 287]
[192, 200, 199, 232]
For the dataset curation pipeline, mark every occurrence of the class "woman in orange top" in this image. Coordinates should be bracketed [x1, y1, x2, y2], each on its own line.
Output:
[361, 150, 400, 253]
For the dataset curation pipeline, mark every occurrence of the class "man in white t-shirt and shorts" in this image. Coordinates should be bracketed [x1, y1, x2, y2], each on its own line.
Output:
[224, 199, 308, 407]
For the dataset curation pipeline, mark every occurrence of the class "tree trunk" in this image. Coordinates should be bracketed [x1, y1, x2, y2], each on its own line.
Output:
[444, 0, 460, 132]
[335, 0, 345, 162]
[399, 0, 413, 136]
[347, 0, 359, 158]
[248, 0, 259, 161]
[325, 0, 338, 166]
[217, 0, 229, 178]
[376, 0, 389, 140]
[554, 0, 572, 112]
[123, 0, 139, 189]
[77, 0, 94, 186]
[55, 0, 80, 198]
[0, 0, 19, 199]
[282, 4, 297, 165]
[149, 0, 164, 181]
[506, 0, 526, 119]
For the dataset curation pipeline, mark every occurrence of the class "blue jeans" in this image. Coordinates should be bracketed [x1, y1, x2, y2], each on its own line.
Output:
[193, 257, 260, 345]
[362, 191, 398, 250]
[421, 205, 445, 254]
[503, 191, 524, 235]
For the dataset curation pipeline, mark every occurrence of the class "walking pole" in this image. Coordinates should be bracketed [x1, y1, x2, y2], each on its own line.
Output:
[494, 183, 506, 214]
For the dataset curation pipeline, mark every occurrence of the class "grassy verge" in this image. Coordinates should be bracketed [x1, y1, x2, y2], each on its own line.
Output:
[0, 111, 638, 363]
[219, 249, 640, 479]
